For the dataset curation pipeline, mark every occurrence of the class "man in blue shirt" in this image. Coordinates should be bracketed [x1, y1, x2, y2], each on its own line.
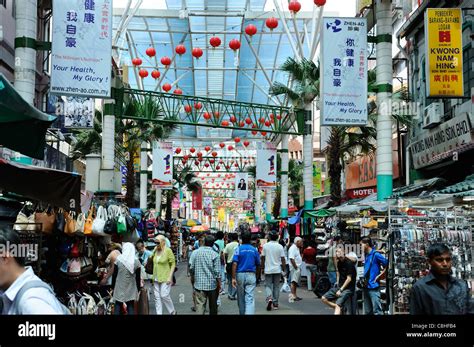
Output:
[232, 231, 261, 315]
[360, 237, 388, 315]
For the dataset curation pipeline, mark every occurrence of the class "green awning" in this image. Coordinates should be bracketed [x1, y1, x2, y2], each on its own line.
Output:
[304, 209, 336, 218]
[0, 73, 56, 159]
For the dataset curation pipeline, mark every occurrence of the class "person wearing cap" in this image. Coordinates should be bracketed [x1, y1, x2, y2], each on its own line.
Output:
[288, 237, 303, 302]
[261, 231, 286, 311]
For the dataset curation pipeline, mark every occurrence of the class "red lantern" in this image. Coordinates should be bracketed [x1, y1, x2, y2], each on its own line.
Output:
[221, 120, 229, 127]
[243, 141, 250, 147]
[184, 155, 190, 160]
[173, 88, 183, 95]
[205, 146, 211, 152]
[276, 114, 282, 120]
[184, 105, 192, 113]
[192, 47, 203, 59]
[259, 117, 265, 123]
[229, 115, 237, 123]
[160, 56, 172, 67]
[245, 118, 252, 125]
[194, 102, 202, 110]
[138, 69, 148, 78]
[266, 17, 278, 31]
[234, 137, 241, 143]
[204, 163, 210, 168]
[132, 58, 142, 66]
[229, 39, 241, 51]
[210, 36, 221, 48]
[239, 121, 245, 127]
[212, 151, 218, 157]
[251, 124, 257, 129]
[146, 47, 156, 57]
[288, 1, 301, 14]
[214, 111, 220, 119]
[234, 163, 239, 167]
[151, 70, 161, 79]
[216, 166, 220, 170]
[219, 143, 225, 148]
[245, 24, 257, 37]
[162, 83, 172, 92]
[252, 130, 258, 135]
[182, 158, 187, 164]
[194, 160, 199, 165]
[314, 0, 326, 6]
[210, 159, 215, 164]
[197, 152, 203, 157]
[228, 145, 234, 151]
[261, 131, 267, 136]
[175, 44, 186, 56]
[190, 148, 196, 153]
[203, 112, 211, 120]
[175, 148, 182, 154]
[265, 120, 271, 127]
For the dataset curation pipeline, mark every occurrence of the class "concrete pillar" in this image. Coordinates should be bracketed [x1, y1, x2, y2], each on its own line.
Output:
[155, 188, 162, 215]
[255, 188, 261, 223]
[139, 141, 148, 209]
[280, 134, 289, 218]
[85, 154, 101, 192]
[303, 105, 314, 209]
[266, 189, 272, 221]
[100, 101, 116, 191]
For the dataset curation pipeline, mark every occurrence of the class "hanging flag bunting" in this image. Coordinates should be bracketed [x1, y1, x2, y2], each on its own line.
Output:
[152, 141, 173, 189]
[321, 17, 367, 125]
[256, 142, 277, 189]
[425, 8, 463, 97]
[234, 172, 249, 200]
[50, 0, 112, 98]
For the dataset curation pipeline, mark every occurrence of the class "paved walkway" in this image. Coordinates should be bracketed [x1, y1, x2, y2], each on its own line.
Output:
[148, 260, 333, 315]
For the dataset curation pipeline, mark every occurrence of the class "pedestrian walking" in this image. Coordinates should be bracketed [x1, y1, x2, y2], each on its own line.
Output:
[223, 233, 239, 300]
[410, 243, 474, 315]
[261, 231, 286, 311]
[189, 235, 221, 315]
[214, 231, 226, 295]
[288, 237, 303, 302]
[232, 231, 261, 315]
[151, 235, 177, 315]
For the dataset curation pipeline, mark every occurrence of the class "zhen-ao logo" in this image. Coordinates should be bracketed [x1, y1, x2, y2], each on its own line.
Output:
[326, 19, 342, 33]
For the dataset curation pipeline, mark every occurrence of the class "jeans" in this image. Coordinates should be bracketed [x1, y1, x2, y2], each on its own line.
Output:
[364, 287, 383, 315]
[236, 272, 256, 315]
[220, 264, 226, 292]
[153, 282, 175, 315]
[195, 288, 219, 315]
[265, 274, 281, 305]
[114, 300, 135, 315]
[328, 271, 337, 286]
[226, 266, 237, 299]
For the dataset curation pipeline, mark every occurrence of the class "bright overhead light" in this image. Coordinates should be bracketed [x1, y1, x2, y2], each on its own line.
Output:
[462, 196, 474, 201]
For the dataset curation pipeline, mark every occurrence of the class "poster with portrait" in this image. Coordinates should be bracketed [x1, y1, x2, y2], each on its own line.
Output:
[256, 142, 277, 189]
[234, 173, 249, 200]
[152, 141, 173, 189]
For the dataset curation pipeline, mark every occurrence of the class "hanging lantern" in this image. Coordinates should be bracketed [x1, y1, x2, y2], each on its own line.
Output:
[198, 157, 203, 162]
[243, 141, 250, 147]
[173, 88, 183, 95]
[197, 152, 203, 157]
[194, 102, 202, 110]
[228, 145, 234, 151]
[175, 148, 182, 154]
[175, 44, 186, 56]
[234, 137, 241, 143]
[276, 114, 282, 120]
[184, 105, 192, 113]
[210, 36, 221, 48]
[221, 120, 229, 127]
[194, 160, 199, 165]
[252, 130, 258, 135]
[239, 121, 245, 127]
[229, 39, 241, 51]
[212, 151, 218, 157]
[160, 56, 172, 67]
[219, 143, 225, 148]
[288, 1, 301, 14]
[181, 158, 186, 164]
[259, 117, 265, 124]
[184, 155, 190, 160]
[245, 118, 252, 125]
[314, 0, 326, 6]
[265, 17, 278, 31]
[203, 112, 211, 120]
[146, 47, 156, 57]
[190, 148, 196, 153]
[261, 131, 267, 136]
[162, 83, 172, 92]
[132, 58, 142, 66]
[192, 47, 203, 59]
[216, 166, 220, 170]
[234, 163, 239, 168]
[210, 159, 215, 164]
[213, 111, 220, 119]
[229, 115, 237, 123]
[205, 146, 211, 152]
[151, 70, 161, 79]
[138, 69, 148, 78]
[265, 120, 271, 127]
[245, 24, 257, 37]
[204, 163, 210, 168]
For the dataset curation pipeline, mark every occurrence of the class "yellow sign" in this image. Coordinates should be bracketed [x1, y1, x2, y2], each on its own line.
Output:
[425, 8, 463, 97]
[218, 208, 225, 222]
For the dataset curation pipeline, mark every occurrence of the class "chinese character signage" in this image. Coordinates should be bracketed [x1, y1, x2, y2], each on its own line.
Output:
[256, 142, 277, 189]
[321, 17, 367, 125]
[152, 141, 173, 189]
[235, 173, 249, 200]
[425, 8, 463, 97]
[51, 0, 112, 98]
[313, 162, 322, 197]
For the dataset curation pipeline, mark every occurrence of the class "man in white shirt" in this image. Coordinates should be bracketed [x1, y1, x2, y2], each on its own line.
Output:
[288, 237, 303, 302]
[261, 231, 286, 311]
[0, 228, 68, 314]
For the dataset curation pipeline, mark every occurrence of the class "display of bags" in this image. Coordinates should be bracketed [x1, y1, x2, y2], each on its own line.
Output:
[34, 208, 55, 234]
[92, 206, 107, 236]
[75, 213, 85, 234]
[104, 205, 118, 234]
[117, 208, 127, 234]
[56, 208, 66, 233]
[64, 211, 76, 236]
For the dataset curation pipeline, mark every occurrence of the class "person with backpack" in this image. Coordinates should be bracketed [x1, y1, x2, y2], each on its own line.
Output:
[0, 228, 70, 314]
[360, 237, 388, 315]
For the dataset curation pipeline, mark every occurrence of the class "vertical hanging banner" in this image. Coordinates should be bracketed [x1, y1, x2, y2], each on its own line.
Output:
[218, 208, 225, 222]
[321, 17, 367, 126]
[192, 186, 203, 210]
[152, 141, 173, 189]
[256, 142, 277, 189]
[51, 0, 112, 98]
[313, 162, 322, 197]
[235, 172, 249, 200]
[425, 8, 463, 97]
[203, 197, 213, 216]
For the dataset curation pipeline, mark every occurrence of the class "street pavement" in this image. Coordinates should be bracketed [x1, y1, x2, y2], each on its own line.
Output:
[148, 260, 333, 315]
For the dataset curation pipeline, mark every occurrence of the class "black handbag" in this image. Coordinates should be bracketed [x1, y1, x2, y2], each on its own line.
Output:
[55, 208, 65, 233]
[104, 217, 117, 234]
[126, 215, 136, 232]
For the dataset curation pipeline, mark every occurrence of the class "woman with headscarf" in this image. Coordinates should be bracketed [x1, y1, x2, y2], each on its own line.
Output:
[151, 234, 177, 314]
[112, 242, 141, 315]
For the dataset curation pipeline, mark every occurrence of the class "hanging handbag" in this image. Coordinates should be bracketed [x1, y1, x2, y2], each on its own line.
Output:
[117, 207, 127, 234]
[35, 207, 56, 234]
[13, 211, 30, 231]
[145, 252, 155, 275]
[104, 205, 118, 234]
[64, 211, 76, 236]
[68, 258, 81, 276]
[75, 213, 86, 234]
[84, 209, 94, 236]
[70, 242, 81, 258]
[56, 208, 66, 233]
[92, 206, 108, 236]
[80, 257, 93, 275]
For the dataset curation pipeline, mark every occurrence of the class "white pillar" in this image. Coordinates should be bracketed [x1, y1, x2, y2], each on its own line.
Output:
[280, 134, 289, 218]
[140, 141, 148, 209]
[85, 154, 101, 192]
[265, 189, 272, 221]
[303, 105, 314, 209]
[375, 0, 393, 201]
[100, 101, 116, 191]
[155, 188, 162, 215]
[14, 0, 37, 104]
[255, 188, 261, 223]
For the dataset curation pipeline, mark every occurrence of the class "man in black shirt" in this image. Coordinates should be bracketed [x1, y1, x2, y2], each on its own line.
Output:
[321, 247, 356, 314]
[410, 243, 473, 315]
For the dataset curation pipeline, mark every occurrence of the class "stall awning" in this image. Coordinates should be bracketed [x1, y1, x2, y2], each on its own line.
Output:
[0, 159, 81, 211]
[391, 177, 447, 198]
[288, 209, 304, 225]
[304, 209, 336, 219]
[0, 74, 56, 159]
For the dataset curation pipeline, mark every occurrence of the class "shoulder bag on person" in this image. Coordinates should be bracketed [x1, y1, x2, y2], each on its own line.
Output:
[11, 280, 71, 314]
[145, 251, 155, 275]
[357, 252, 376, 289]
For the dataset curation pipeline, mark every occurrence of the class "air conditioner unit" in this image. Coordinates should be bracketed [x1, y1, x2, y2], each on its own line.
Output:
[423, 102, 443, 129]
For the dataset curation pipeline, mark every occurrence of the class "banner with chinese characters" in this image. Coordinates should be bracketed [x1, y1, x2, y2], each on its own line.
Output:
[152, 141, 173, 189]
[51, 0, 112, 98]
[321, 17, 367, 126]
[256, 142, 277, 189]
[425, 8, 463, 97]
[313, 162, 322, 197]
[235, 173, 249, 200]
[192, 186, 203, 210]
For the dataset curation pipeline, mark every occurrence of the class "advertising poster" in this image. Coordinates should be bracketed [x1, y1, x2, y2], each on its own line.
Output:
[313, 162, 322, 197]
[321, 17, 368, 125]
[425, 8, 463, 97]
[256, 142, 277, 189]
[152, 141, 173, 189]
[203, 197, 212, 216]
[235, 172, 249, 200]
[51, 0, 112, 98]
